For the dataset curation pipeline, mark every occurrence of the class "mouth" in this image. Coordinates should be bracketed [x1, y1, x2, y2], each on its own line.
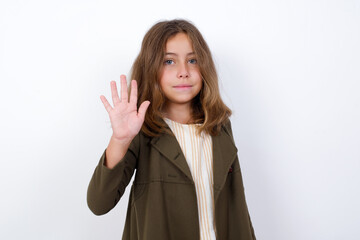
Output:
[173, 84, 192, 89]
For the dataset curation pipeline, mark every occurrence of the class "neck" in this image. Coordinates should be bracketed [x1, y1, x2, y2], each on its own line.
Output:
[163, 103, 193, 124]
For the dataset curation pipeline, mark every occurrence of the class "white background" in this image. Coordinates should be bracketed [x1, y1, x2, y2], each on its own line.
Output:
[1, 0, 359, 239]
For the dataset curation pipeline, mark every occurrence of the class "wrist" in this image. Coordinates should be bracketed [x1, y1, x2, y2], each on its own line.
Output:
[110, 135, 133, 146]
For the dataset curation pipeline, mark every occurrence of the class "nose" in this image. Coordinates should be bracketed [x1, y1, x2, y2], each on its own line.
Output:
[177, 62, 189, 78]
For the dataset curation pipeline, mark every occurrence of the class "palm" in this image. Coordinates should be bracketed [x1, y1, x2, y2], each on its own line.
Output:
[100, 75, 150, 142]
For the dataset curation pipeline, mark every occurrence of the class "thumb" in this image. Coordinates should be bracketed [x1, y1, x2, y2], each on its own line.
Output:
[138, 101, 151, 119]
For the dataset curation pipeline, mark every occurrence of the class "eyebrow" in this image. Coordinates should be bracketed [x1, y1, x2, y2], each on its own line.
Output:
[165, 52, 195, 56]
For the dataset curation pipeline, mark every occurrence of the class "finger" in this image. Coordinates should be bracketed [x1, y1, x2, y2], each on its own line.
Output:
[129, 80, 138, 106]
[100, 95, 113, 113]
[138, 101, 151, 119]
[110, 81, 120, 106]
[120, 75, 128, 102]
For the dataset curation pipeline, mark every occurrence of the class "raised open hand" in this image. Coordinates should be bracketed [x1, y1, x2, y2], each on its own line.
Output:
[100, 75, 150, 144]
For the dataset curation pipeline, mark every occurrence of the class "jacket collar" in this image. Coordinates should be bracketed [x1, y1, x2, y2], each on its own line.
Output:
[149, 121, 238, 202]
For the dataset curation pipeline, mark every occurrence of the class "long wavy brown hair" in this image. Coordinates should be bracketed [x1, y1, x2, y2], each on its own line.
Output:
[130, 19, 232, 137]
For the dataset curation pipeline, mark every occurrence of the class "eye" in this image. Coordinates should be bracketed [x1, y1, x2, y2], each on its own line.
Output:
[188, 59, 197, 64]
[164, 59, 174, 65]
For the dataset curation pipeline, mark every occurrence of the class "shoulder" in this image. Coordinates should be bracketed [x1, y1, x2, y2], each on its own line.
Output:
[221, 118, 234, 137]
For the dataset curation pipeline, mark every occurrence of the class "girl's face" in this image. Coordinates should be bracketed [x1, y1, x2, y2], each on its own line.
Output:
[159, 33, 202, 111]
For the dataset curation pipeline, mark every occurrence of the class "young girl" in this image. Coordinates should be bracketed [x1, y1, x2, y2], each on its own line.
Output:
[87, 19, 256, 240]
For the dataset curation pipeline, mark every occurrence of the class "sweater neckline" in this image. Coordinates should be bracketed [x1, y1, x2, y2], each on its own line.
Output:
[163, 117, 201, 126]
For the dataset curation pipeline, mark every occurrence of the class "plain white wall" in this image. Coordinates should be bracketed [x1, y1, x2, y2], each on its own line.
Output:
[1, 0, 359, 239]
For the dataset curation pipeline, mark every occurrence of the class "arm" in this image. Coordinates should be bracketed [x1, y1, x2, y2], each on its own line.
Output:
[87, 133, 140, 215]
[87, 75, 150, 215]
[225, 119, 257, 238]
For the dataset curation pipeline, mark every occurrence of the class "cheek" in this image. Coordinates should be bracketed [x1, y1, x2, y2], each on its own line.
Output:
[161, 67, 172, 77]
[191, 68, 202, 82]
[159, 71, 173, 92]
[159, 69, 167, 82]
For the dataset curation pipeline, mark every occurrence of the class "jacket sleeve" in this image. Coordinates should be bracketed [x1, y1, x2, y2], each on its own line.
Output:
[87, 133, 140, 215]
[225, 119, 257, 239]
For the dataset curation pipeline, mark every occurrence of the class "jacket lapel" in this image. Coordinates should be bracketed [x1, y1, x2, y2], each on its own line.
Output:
[212, 126, 238, 203]
[150, 129, 194, 182]
[149, 122, 238, 202]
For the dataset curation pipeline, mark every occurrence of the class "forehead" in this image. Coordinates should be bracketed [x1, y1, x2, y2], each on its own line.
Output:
[165, 33, 194, 52]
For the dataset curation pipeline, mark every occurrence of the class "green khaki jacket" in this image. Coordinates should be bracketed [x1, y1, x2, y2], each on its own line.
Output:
[87, 120, 256, 240]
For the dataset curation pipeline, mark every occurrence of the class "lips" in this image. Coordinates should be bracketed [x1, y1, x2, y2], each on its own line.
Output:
[174, 84, 192, 88]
